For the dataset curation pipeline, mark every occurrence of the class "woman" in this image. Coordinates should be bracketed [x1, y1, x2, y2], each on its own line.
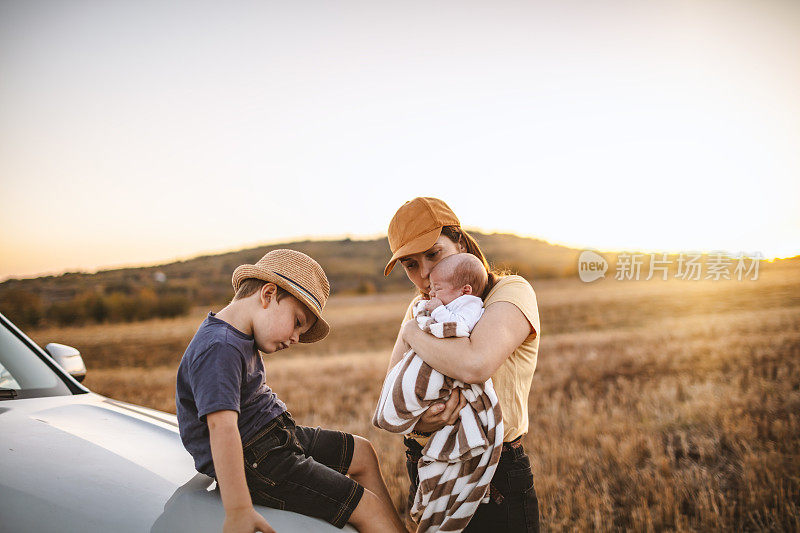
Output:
[383, 197, 541, 532]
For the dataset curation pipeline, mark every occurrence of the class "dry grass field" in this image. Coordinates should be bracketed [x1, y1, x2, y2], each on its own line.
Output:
[28, 263, 800, 532]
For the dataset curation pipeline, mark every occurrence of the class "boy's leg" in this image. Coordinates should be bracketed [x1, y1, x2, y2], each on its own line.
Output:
[292, 424, 407, 532]
[244, 414, 405, 532]
[348, 488, 407, 533]
[347, 435, 407, 532]
[243, 415, 364, 529]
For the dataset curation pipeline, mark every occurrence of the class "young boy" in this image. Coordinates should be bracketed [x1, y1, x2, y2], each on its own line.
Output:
[176, 249, 406, 533]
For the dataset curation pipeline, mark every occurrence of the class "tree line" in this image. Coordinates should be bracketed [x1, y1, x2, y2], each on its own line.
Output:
[1, 287, 190, 328]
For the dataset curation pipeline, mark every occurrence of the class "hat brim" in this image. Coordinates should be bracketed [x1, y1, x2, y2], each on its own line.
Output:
[231, 265, 330, 343]
[383, 226, 443, 276]
[298, 314, 329, 343]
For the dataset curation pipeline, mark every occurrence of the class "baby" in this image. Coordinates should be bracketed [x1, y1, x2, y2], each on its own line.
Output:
[414, 253, 488, 338]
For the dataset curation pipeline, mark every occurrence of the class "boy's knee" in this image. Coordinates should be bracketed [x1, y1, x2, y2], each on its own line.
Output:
[348, 489, 383, 527]
[353, 435, 376, 454]
[349, 435, 378, 475]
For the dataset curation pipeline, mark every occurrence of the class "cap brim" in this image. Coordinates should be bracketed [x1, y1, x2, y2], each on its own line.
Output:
[383, 226, 443, 276]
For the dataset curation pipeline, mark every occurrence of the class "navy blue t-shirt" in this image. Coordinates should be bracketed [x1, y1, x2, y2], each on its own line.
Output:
[176, 312, 286, 477]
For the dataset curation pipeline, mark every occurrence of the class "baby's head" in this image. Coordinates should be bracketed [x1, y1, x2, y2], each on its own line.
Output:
[428, 253, 488, 305]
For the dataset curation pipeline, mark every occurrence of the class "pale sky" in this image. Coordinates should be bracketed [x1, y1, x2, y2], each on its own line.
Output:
[1, 0, 799, 281]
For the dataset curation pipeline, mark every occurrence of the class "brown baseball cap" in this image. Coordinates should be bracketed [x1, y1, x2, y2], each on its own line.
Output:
[384, 197, 460, 276]
[232, 249, 330, 343]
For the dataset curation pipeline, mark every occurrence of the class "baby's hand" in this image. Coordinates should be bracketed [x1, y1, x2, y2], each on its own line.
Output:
[425, 297, 443, 311]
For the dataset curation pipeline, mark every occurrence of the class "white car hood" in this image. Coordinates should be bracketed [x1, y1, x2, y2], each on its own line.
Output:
[0, 393, 353, 532]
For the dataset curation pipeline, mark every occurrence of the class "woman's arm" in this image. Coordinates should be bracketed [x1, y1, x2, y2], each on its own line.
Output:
[386, 325, 411, 374]
[402, 301, 534, 384]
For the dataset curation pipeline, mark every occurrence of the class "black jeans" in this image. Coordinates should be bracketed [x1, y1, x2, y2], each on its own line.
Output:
[405, 437, 540, 532]
[241, 412, 364, 529]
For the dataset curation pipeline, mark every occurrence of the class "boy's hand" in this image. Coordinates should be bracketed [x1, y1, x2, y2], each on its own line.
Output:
[425, 297, 443, 312]
[223, 506, 276, 533]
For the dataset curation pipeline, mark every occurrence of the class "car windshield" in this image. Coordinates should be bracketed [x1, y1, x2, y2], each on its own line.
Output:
[0, 322, 72, 399]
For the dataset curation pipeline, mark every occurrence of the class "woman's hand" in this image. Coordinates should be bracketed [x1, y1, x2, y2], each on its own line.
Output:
[401, 318, 418, 344]
[414, 389, 467, 433]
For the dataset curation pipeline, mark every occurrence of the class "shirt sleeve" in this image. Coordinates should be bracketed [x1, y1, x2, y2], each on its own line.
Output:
[486, 276, 540, 339]
[188, 341, 243, 420]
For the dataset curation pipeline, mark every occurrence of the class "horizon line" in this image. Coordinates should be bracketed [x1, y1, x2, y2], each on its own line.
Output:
[2, 229, 797, 283]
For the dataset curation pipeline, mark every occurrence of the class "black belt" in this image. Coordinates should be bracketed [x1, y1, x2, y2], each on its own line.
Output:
[404, 435, 524, 460]
[502, 435, 523, 451]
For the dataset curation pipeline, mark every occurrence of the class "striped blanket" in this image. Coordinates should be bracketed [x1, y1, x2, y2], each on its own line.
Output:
[373, 302, 503, 532]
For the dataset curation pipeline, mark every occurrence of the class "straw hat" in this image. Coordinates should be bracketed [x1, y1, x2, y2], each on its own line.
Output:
[232, 249, 330, 343]
[384, 197, 460, 276]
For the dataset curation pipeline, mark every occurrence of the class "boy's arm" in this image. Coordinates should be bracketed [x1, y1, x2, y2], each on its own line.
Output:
[207, 410, 275, 533]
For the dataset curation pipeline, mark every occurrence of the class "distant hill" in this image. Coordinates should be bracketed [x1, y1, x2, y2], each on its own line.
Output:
[0, 232, 580, 327]
[2, 232, 793, 328]
[1, 232, 581, 299]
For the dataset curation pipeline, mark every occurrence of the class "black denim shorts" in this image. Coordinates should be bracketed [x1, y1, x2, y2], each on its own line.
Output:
[405, 436, 540, 532]
[241, 411, 364, 529]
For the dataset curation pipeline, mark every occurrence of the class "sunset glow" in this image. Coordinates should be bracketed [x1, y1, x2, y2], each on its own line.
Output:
[1, 0, 798, 280]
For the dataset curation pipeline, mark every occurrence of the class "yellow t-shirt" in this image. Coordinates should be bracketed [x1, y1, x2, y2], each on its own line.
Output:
[401, 275, 540, 442]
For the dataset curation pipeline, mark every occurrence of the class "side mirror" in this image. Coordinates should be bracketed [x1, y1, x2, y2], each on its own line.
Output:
[45, 343, 87, 383]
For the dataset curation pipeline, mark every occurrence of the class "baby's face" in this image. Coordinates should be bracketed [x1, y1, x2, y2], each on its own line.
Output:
[428, 270, 467, 305]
